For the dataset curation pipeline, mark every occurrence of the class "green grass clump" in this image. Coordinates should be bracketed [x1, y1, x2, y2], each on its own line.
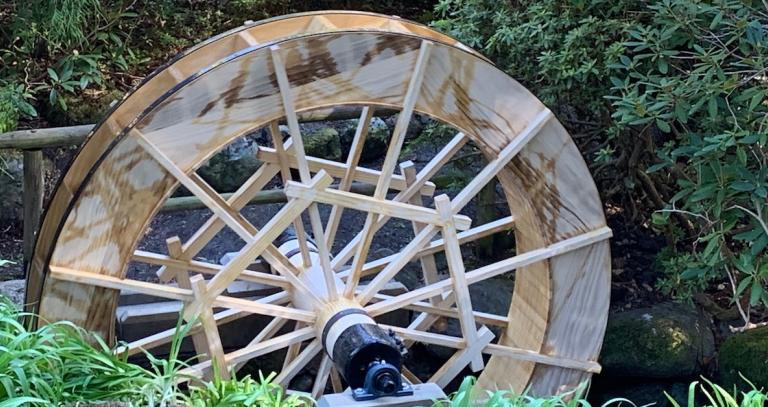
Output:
[0, 298, 306, 406]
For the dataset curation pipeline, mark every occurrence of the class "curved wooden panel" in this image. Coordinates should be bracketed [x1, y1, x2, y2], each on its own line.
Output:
[30, 13, 609, 395]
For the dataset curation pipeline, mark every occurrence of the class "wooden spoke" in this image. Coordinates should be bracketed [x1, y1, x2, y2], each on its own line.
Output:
[355, 111, 552, 304]
[325, 106, 374, 248]
[401, 367, 422, 385]
[282, 321, 305, 371]
[330, 368, 343, 393]
[133, 250, 289, 288]
[434, 195, 483, 371]
[371, 293, 507, 327]
[190, 275, 230, 379]
[166, 237, 210, 360]
[49, 265, 315, 322]
[330, 131, 468, 270]
[269, 121, 313, 267]
[366, 226, 613, 317]
[284, 181, 471, 230]
[156, 162, 281, 283]
[338, 215, 516, 281]
[133, 129, 307, 285]
[430, 327, 494, 387]
[119, 309, 243, 356]
[234, 316, 291, 372]
[182, 172, 334, 321]
[276, 339, 322, 385]
[383, 325, 601, 373]
[182, 326, 316, 379]
[312, 355, 334, 399]
[401, 161, 441, 305]
[344, 40, 433, 298]
[257, 148, 436, 197]
[271, 44, 338, 301]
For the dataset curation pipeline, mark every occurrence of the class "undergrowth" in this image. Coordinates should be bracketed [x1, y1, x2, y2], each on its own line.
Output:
[1, 297, 767, 406]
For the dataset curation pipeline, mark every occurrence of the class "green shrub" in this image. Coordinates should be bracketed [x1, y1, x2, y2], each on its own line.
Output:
[433, 0, 768, 325]
[608, 0, 768, 327]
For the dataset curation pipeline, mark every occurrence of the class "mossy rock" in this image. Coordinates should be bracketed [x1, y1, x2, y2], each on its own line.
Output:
[600, 302, 714, 379]
[304, 127, 342, 161]
[46, 89, 126, 126]
[719, 325, 768, 388]
[339, 117, 389, 163]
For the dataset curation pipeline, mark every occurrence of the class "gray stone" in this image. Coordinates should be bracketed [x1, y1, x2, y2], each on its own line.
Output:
[197, 139, 262, 193]
[600, 302, 715, 379]
[0, 279, 25, 306]
[0, 150, 23, 223]
[718, 325, 768, 389]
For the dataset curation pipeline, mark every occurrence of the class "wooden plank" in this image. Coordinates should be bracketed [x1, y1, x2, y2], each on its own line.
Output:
[371, 293, 507, 327]
[271, 44, 338, 301]
[383, 325, 600, 373]
[164, 237, 210, 360]
[365, 227, 612, 317]
[282, 321, 305, 371]
[133, 250, 288, 288]
[276, 339, 322, 385]
[451, 110, 552, 211]
[330, 132, 467, 269]
[182, 172, 333, 320]
[284, 182, 471, 230]
[257, 148, 436, 196]
[190, 275, 230, 379]
[344, 40, 433, 298]
[355, 110, 551, 305]
[325, 106, 374, 247]
[430, 326, 494, 387]
[337, 215, 516, 280]
[118, 308, 245, 356]
[401, 161, 441, 305]
[22, 150, 44, 267]
[49, 265, 315, 322]
[312, 354, 334, 399]
[269, 121, 312, 267]
[181, 327, 316, 378]
[434, 194, 483, 371]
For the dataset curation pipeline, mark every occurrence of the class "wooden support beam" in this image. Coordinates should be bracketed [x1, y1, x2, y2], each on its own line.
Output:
[276, 339, 322, 385]
[330, 132, 467, 270]
[434, 194, 483, 371]
[366, 226, 613, 317]
[49, 265, 315, 322]
[181, 327, 316, 378]
[166, 237, 210, 360]
[257, 147, 436, 197]
[133, 250, 288, 288]
[430, 326, 494, 387]
[401, 161, 441, 305]
[22, 150, 44, 268]
[271, 44, 338, 301]
[370, 293, 507, 327]
[181, 172, 334, 320]
[383, 325, 601, 373]
[325, 106, 374, 248]
[312, 355, 334, 399]
[284, 181, 471, 230]
[344, 40, 433, 299]
[269, 121, 312, 267]
[190, 275, 230, 379]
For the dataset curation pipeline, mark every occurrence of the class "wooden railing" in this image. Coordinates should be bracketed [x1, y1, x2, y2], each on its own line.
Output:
[0, 106, 391, 269]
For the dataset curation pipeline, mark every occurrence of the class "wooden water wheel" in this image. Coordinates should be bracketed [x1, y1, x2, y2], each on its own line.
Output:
[25, 11, 612, 398]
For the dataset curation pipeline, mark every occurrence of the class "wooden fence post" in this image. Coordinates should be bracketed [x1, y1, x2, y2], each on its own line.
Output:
[22, 149, 43, 267]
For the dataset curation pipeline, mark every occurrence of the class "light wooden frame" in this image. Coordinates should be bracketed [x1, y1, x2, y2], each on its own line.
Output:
[26, 11, 611, 396]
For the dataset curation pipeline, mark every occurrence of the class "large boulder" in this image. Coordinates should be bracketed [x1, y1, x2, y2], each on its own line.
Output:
[0, 150, 23, 223]
[303, 127, 342, 162]
[600, 302, 714, 379]
[339, 117, 389, 163]
[0, 279, 25, 307]
[197, 136, 261, 193]
[719, 325, 768, 388]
